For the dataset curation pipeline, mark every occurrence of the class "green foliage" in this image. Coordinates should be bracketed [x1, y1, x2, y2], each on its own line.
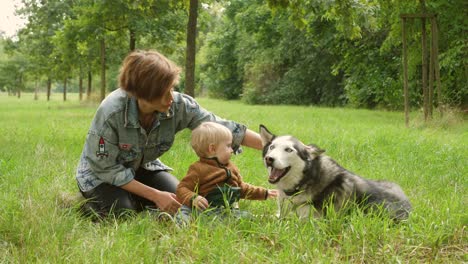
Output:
[201, 0, 346, 106]
[3, 0, 186, 97]
[199, 0, 467, 109]
[199, 21, 243, 100]
[0, 38, 28, 93]
[338, 30, 402, 109]
[1, 0, 466, 108]
[16, 0, 72, 80]
[429, 0, 468, 107]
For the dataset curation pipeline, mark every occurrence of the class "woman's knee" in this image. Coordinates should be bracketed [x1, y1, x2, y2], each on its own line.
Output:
[81, 183, 140, 217]
[156, 171, 179, 193]
[137, 170, 179, 193]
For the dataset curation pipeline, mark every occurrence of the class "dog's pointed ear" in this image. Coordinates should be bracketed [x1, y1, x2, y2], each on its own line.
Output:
[305, 144, 325, 156]
[259, 125, 274, 147]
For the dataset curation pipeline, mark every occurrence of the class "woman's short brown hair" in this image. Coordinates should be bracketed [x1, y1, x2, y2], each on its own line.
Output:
[119, 50, 181, 101]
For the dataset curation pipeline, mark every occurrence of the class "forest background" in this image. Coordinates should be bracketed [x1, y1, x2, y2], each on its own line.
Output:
[0, 0, 466, 110]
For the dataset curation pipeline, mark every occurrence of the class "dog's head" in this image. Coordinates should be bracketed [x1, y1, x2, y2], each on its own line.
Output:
[259, 125, 324, 187]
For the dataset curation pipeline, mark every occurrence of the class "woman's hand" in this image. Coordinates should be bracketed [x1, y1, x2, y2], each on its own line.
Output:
[153, 190, 181, 215]
[120, 180, 181, 215]
[193, 195, 209, 211]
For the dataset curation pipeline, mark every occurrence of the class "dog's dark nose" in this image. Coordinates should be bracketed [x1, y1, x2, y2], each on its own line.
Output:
[265, 156, 274, 166]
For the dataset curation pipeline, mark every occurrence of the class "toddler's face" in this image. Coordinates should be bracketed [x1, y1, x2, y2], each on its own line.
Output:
[214, 136, 233, 164]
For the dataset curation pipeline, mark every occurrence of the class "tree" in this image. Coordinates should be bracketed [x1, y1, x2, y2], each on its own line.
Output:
[2, 39, 28, 97]
[198, 0, 466, 109]
[201, 0, 345, 105]
[184, 0, 198, 97]
[17, 0, 55, 100]
[66, 0, 185, 101]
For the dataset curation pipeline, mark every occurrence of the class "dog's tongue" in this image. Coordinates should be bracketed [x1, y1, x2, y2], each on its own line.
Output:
[269, 168, 284, 182]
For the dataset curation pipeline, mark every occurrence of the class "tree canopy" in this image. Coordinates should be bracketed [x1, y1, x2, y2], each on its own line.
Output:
[0, 0, 466, 109]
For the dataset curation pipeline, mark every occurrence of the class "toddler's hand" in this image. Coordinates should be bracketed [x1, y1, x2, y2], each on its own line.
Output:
[267, 189, 279, 199]
[193, 195, 209, 211]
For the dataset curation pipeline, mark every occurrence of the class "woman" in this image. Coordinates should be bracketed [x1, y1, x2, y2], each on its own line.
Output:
[76, 50, 262, 217]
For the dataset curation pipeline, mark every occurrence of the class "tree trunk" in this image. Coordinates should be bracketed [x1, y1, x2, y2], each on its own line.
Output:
[34, 79, 39, 100]
[130, 29, 136, 51]
[79, 75, 83, 101]
[87, 70, 92, 100]
[185, 0, 198, 97]
[47, 77, 52, 101]
[100, 38, 106, 101]
[79, 66, 83, 101]
[17, 73, 22, 98]
[63, 77, 67, 101]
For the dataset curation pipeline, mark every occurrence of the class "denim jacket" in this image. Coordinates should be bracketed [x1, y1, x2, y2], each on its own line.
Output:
[76, 89, 247, 192]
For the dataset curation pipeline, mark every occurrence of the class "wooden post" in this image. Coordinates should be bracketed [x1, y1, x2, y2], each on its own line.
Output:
[401, 13, 438, 126]
[419, 0, 432, 120]
[421, 15, 429, 121]
[402, 17, 410, 127]
[428, 19, 435, 118]
[432, 17, 442, 116]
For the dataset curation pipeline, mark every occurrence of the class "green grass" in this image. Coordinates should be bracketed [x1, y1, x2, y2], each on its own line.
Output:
[0, 92, 466, 263]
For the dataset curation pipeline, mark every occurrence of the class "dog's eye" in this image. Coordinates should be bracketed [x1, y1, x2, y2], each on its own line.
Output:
[285, 147, 293, 153]
[269, 145, 275, 150]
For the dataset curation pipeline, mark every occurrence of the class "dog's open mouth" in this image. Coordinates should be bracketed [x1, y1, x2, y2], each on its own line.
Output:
[268, 166, 291, 183]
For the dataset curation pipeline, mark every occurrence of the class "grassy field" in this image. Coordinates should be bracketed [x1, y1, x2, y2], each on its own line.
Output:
[0, 92, 466, 263]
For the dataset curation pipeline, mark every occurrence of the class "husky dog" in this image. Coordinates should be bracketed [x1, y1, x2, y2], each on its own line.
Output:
[260, 125, 411, 220]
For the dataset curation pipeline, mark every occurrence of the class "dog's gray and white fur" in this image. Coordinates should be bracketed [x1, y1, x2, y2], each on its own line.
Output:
[260, 125, 411, 220]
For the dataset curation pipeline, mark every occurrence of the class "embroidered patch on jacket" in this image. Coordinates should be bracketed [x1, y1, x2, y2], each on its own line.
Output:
[96, 136, 109, 157]
[119, 143, 132, 150]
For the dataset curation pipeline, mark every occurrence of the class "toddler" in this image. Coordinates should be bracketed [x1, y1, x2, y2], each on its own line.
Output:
[176, 122, 278, 222]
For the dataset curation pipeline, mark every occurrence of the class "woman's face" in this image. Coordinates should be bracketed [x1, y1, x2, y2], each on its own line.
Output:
[137, 88, 174, 114]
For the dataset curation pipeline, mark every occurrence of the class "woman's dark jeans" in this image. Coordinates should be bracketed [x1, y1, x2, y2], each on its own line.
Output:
[80, 168, 179, 218]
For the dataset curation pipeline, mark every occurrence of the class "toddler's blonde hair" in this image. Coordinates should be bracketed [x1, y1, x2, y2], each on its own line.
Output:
[191, 122, 232, 157]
